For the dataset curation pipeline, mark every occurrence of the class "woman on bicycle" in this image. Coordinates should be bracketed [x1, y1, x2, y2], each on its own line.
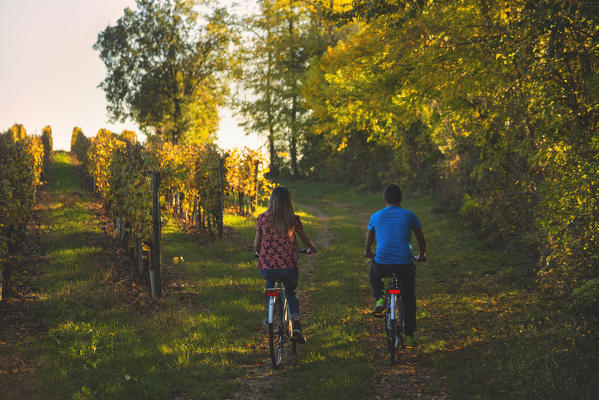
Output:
[254, 186, 317, 344]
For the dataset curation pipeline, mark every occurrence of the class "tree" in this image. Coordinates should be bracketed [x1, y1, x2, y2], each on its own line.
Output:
[310, 0, 599, 291]
[234, 0, 327, 176]
[233, 0, 285, 176]
[94, 0, 233, 144]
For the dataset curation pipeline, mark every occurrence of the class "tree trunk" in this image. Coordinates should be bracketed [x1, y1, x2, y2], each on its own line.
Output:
[238, 192, 244, 215]
[268, 126, 278, 176]
[288, 9, 299, 176]
[290, 94, 298, 176]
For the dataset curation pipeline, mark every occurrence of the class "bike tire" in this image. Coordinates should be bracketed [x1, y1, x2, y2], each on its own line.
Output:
[397, 297, 405, 350]
[385, 294, 397, 364]
[284, 300, 297, 355]
[269, 297, 284, 368]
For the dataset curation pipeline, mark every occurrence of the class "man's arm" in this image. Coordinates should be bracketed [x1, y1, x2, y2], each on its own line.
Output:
[364, 228, 375, 258]
[413, 227, 426, 261]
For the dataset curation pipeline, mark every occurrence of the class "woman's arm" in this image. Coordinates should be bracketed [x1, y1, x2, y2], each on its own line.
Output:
[254, 229, 262, 254]
[297, 228, 317, 254]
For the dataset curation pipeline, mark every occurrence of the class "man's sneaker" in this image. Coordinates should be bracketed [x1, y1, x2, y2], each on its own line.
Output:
[404, 335, 415, 349]
[292, 320, 306, 344]
[372, 297, 385, 315]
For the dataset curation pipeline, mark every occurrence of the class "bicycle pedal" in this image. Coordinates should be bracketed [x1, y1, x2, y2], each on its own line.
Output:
[372, 312, 384, 318]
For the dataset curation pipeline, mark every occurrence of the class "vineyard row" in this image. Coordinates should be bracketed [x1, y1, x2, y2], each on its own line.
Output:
[1, 124, 53, 300]
[71, 127, 272, 296]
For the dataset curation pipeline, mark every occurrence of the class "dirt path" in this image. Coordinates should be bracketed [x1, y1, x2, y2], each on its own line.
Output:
[228, 203, 333, 399]
[296, 203, 332, 321]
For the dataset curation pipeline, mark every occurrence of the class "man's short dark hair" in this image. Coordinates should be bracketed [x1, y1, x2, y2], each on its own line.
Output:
[384, 184, 402, 205]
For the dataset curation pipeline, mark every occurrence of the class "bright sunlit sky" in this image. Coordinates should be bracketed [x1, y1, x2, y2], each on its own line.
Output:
[0, 0, 261, 151]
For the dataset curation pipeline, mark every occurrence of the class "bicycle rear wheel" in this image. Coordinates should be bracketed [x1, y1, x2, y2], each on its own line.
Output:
[269, 297, 284, 368]
[385, 294, 398, 364]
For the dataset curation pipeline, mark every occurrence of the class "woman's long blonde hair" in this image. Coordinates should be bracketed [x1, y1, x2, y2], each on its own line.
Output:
[267, 186, 296, 237]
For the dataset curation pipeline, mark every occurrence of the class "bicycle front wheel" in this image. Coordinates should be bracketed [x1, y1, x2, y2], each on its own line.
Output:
[269, 298, 284, 368]
[397, 297, 405, 349]
[284, 299, 297, 355]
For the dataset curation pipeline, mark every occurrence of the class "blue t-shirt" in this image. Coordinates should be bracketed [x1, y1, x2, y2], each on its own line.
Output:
[368, 206, 421, 265]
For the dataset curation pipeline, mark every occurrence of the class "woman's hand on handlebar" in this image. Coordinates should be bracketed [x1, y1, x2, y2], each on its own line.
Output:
[299, 247, 317, 254]
[415, 253, 427, 262]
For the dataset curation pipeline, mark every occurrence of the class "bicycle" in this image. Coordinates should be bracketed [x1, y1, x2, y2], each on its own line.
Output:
[259, 248, 311, 369]
[369, 250, 422, 364]
[381, 272, 405, 364]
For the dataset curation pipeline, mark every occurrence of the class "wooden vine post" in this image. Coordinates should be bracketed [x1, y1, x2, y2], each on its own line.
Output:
[218, 158, 224, 239]
[150, 171, 162, 299]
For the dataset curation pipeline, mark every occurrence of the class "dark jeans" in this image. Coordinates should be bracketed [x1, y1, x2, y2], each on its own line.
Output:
[370, 261, 416, 336]
[260, 268, 300, 319]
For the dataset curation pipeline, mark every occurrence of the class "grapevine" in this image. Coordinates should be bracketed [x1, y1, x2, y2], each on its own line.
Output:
[0, 124, 44, 297]
[72, 129, 273, 247]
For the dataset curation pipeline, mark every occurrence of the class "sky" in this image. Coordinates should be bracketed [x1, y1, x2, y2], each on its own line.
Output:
[0, 0, 262, 151]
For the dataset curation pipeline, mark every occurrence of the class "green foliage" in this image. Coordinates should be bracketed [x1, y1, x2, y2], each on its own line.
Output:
[109, 141, 152, 243]
[234, 0, 329, 176]
[8, 123, 27, 142]
[94, 0, 233, 144]
[571, 278, 599, 316]
[146, 140, 225, 230]
[232, 0, 286, 175]
[292, 0, 599, 291]
[70, 127, 90, 166]
[73, 128, 273, 243]
[87, 129, 118, 202]
[225, 147, 273, 213]
[41, 125, 53, 177]
[0, 124, 44, 280]
[538, 138, 599, 291]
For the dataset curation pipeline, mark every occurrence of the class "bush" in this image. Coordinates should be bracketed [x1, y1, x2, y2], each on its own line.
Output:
[570, 278, 599, 316]
[538, 138, 599, 292]
[42, 125, 53, 177]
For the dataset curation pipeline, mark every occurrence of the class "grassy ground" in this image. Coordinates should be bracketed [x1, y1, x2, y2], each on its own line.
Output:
[282, 179, 598, 400]
[2, 155, 596, 399]
[1, 152, 264, 399]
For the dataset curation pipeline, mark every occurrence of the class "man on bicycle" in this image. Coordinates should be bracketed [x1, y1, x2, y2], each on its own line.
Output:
[364, 184, 426, 348]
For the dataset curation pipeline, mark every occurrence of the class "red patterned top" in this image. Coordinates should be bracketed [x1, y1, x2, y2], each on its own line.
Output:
[256, 212, 303, 270]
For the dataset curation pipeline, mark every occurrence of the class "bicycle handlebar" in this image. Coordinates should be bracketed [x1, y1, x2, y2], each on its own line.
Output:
[363, 253, 426, 262]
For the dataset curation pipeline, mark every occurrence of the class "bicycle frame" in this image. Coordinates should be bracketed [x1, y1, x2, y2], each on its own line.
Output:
[266, 288, 281, 324]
